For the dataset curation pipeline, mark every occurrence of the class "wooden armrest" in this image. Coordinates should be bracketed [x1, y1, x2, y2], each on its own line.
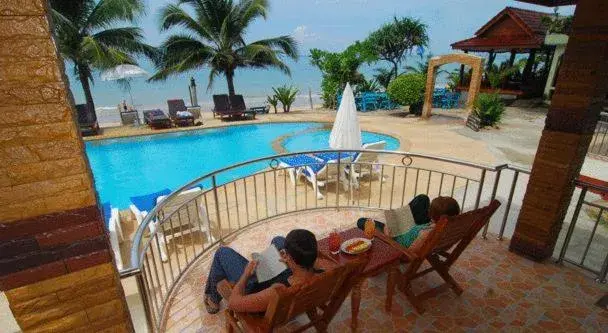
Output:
[218, 280, 234, 300]
[374, 230, 418, 262]
[318, 250, 339, 264]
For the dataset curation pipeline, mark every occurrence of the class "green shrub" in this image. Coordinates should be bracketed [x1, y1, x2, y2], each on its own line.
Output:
[272, 85, 299, 112]
[267, 95, 279, 113]
[473, 93, 505, 127]
[386, 73, 426, 115]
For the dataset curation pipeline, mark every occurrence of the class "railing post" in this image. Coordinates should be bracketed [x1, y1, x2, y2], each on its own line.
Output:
[212, 175, 224, 245]
[474, 169, 486, 211]
[498, 170, 519, 240]
[135, 272, 155, 332]
[556, 187, 587, 264]
[482, 169, 502, 239]
[482, 168, 501, 239]
[336, 152, 341, 208]
[598, 250, 608, 283]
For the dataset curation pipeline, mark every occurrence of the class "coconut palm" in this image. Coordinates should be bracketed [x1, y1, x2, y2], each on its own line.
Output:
[50, 0, 158, 117]
[151, 0, 299, 96]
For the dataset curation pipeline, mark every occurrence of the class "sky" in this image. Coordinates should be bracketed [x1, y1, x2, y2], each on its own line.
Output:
[67, 0, 575, 110]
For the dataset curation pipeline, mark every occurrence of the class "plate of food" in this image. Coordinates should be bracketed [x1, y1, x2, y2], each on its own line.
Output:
[341, 238, 372, 255]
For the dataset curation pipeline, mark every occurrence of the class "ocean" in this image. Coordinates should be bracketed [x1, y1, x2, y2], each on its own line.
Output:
[65, 57, 452, 127]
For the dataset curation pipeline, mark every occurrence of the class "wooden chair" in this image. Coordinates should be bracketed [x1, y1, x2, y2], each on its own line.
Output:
[218, 255, 367, 333]
[378, 200, 501, 314]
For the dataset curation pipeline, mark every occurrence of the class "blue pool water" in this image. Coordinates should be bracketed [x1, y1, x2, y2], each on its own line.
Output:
[85, 122, 399, 208]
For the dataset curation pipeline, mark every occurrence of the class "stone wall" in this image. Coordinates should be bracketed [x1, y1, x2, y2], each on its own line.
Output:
[0, 0, 133, 331]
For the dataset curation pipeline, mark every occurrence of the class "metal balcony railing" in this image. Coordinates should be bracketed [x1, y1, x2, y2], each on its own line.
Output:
[119, 150, 608, 331]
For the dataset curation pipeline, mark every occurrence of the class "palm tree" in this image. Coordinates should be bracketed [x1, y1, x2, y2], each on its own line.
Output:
[151, 0, 299, 96]
[50, 0, 158, 117]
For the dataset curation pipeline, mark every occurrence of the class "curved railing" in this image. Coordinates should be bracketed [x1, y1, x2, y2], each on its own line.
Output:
[124, 150, 608, 331]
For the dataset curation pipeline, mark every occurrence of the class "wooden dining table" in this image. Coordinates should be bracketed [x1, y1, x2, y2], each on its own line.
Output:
[318, 228, 412, 329]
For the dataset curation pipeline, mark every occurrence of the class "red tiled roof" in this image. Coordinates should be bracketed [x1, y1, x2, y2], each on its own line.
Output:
[451, 36, 542, 52]
[452, 7, 553, 51]
[515, 0, 577, 6]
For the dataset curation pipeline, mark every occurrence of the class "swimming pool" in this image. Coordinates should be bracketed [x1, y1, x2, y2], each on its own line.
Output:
[85, 122, 399, 208]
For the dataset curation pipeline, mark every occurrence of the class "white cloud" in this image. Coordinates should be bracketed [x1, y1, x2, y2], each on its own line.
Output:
[293, 25, 319, 44]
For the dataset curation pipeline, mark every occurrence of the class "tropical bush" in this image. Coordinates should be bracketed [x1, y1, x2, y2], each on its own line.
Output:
[309, 44, 369, 109]
[272, 85, 299, 112]
[541, 8, 573, 34]
[373, 68, 394, 90]
[361, 16, 429, 78]
[473, 93, 505, 127]
[386, 73, 426, 115]
[267, 95, 279, 113]
[486, 64, 519, 89]
[354, 79, 380, 95]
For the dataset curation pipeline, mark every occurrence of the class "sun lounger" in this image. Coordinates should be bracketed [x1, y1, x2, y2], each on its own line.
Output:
[75, 104, 99, 136]
[348, 141, 386, 185]
[278, 154, 325, 186]
[143, 109, 172, 129]
[102, 202, 124, 270]
[279, 153, 352, 200]
[167, 99, 195, 127]
[229, 95, 256, 119]
[213, 94, 244, 119]
[130, 187, 213, 262]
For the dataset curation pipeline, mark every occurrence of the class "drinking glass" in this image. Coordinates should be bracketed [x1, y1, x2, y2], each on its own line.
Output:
[328, 230, 341, 255]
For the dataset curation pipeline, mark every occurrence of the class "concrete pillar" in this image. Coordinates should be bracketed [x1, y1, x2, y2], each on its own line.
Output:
[0, 0, 133, 331]
[510, 0, 608, 261]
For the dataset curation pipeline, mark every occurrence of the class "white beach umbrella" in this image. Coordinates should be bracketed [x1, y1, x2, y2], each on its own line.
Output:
[329, 83, 362, 150]
[101, 64, 149, 105]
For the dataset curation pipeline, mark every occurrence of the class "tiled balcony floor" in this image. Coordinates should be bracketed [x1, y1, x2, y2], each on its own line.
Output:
[162, 209, 608, 332]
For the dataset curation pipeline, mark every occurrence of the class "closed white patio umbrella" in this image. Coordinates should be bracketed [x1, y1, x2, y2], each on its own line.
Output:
[329, 83, 362, 150]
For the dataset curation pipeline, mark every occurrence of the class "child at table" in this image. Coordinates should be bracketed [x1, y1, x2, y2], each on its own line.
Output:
[357, 195, 460, 254]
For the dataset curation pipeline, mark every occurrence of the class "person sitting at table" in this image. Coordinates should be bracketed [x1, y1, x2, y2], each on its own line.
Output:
[203, 229, 322, 314]
[357, 195, 460, 254]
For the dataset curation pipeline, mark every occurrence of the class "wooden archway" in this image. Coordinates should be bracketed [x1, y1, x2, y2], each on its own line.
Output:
[422, 53, 484, 119]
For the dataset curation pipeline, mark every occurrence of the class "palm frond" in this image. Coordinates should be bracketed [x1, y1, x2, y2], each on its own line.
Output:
[158, 4, 215, 43]
[87, 0, 145, 29]
[249, 36, 298, 59]
[238, 44, 290, 75]
[150, 35, 215, 81]
[93, 27, 160, 63]
[235, 0, 269, 33]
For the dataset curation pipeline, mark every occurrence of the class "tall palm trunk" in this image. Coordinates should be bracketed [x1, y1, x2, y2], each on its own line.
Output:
[226, 70, 236, 96]
[77, 64, 96, 120]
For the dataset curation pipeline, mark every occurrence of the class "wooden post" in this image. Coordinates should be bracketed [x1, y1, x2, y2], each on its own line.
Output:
[487, 50, 496, 70]
[508, 50, 517, 67]
[459, 50, 468, 87]
[510, 0, 608, 261]
[522, 49, 537, 82]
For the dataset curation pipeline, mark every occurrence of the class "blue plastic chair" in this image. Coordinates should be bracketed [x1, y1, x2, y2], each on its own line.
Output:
[441, 92, 461, 109]
[359, 92, 378, 112]
[130, 188, 172, 217]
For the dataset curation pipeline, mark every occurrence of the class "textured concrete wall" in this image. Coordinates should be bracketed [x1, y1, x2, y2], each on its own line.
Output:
[0, 0, 96, 222]
[0, 0, 133, 331]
